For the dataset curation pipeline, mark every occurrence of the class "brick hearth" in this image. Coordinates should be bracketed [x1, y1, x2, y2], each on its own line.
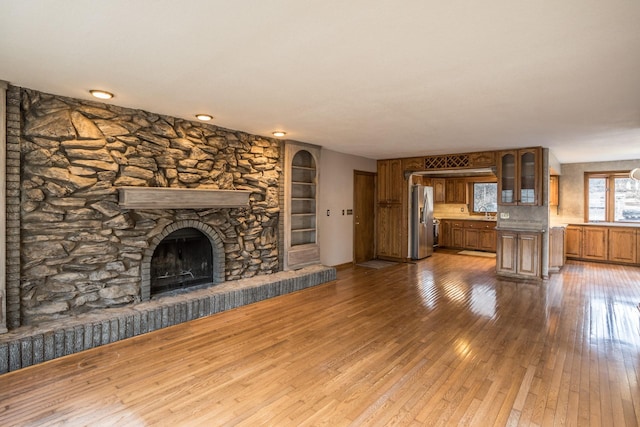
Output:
[0, 265, 335, 373]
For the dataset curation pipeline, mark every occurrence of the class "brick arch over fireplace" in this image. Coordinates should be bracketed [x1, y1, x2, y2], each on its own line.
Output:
[141, 221, 225, 301]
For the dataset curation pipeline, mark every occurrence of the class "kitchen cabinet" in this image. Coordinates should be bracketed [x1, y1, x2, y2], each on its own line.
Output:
[451, 224, 464, 248]
[469, 151, 496, 168]
[608, 228, 637, 264]
[439, 219, 496, 252]
[565, 226, 582, 258]
[549, 175, 559, 206]
[441, 220, 464, 248]
[402, 157, 424, 172]
[445, 179, 467, 204]
[582, 226, 608, 261]
[464, 228, 479, 249]
[549, 226, 565, 273]
[377, 159, 403, 203]
[433, 178, 446, 203]
[478, 228, 497, 252]
[566, 224, 639, 265]
[497, 147, 542, 206]
[376, 159, 405, 260]
[376, 204, 403, 259]
[496, 230, 541, 278]
[465, 220, 497, 252]
[439, 220, 450, 247]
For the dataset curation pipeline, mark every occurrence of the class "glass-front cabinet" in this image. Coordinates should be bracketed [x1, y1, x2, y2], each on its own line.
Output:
[498, 147, 541, 206]
[499, 151, 517, 204]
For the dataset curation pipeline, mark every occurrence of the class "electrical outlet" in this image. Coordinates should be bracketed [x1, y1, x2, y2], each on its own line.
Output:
[346, 209, 353, 215]
[460, 207, 464, 212]
[327, 210, 330, 216]
[342, 210, 345, 215]
[500, 212, 510, 219]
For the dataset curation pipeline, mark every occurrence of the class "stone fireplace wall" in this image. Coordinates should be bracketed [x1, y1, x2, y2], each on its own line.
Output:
[15, 88, 282, 326]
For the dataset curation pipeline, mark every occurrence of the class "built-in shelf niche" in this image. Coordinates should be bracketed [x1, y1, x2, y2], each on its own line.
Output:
[284, 142, 320, 270]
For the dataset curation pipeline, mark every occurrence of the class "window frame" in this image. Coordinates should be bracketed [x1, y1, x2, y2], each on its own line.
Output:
[470, 181, 498, 216]
[584, 171, 639, 223]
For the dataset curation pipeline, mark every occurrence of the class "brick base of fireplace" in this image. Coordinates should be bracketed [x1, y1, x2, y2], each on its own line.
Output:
[0, 265, 336, 373]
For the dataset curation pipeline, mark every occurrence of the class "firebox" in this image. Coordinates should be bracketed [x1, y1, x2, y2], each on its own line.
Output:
[150, 227, 213, 295]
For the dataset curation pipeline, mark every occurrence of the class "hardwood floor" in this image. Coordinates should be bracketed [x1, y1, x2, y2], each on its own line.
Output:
[2, 252, 640, 426]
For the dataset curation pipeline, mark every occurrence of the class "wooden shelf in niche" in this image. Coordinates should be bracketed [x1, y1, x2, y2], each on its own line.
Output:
[284, 142, 321, 270]
[290, 150, 317, 246]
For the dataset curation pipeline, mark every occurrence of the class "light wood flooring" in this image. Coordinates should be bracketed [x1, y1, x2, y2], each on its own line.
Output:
[2, 252, 640, 426]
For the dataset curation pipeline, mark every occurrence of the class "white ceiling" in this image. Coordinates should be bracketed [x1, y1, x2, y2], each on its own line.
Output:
[2, 1, 640, 163]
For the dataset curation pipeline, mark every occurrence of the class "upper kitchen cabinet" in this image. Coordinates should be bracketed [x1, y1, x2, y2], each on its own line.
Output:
[377, 159, 403, 203]
[497, 147, 542, 206]
[432, 178, 446, 203]
[445, 179, 467, 204]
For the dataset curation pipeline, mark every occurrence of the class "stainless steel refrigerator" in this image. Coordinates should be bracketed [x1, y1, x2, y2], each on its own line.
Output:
[411, 185, 434, 259]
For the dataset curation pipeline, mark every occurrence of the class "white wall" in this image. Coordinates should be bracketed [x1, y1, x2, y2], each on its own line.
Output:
[318, 149, 377, 266]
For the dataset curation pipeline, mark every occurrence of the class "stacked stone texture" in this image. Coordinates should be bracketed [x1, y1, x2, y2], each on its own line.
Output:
[20, 89, 281, 325]
[6, 86, 22, 329]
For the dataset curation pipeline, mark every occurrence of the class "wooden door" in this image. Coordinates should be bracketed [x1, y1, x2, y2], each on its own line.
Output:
[354, 171, 376, 264]
[433, 178, 446, 203]
[454, 179, 467, 203]
[386, 204, 403, 258]
[376, 160, 389, 203]
[452, 227, 464, 248]
[582, 227, 608, 260]
[377, 204, 402, 259]
[565, 226, 582, 258]
[440, 220, 450, 247]
[464, 229, 479, 250]
[387, 159, 403, 203]
[479, 229, 497, 252]
[445, 179, 456, 204]
[549, 227, 565, 271]
[608, 228, 637, 264]
[517, 232, 540, 277]
[376, 159, 403, 203]
[496, 231, 517, 274]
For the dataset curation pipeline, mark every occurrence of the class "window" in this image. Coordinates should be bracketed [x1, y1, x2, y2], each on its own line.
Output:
[586, 172, 640, 223]
[471, 182, 497, 214]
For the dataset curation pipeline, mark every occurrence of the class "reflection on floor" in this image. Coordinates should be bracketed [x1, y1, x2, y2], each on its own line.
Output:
[457, 250, 497, 258]
[1, 253, 639, 425]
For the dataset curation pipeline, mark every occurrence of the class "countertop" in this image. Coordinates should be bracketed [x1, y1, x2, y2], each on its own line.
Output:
[563, 222, 640, 228]
[436, 217, 497, 222]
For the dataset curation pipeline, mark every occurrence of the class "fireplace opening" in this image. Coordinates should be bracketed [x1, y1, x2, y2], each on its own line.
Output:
[150, 227, 214, 295]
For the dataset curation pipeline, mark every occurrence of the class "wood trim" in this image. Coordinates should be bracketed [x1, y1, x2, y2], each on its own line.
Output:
[334, 262, 355, 270]
[118, 187, 252, 209]
[0, 80, 7, 333]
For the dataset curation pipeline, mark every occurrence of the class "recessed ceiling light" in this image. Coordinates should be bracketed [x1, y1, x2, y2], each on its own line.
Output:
[89, 90, 114, 100]
[272, 131, 286, 137]
[196, 114, 213, 121]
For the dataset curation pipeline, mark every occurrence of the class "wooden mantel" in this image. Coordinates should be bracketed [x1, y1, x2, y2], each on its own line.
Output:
[118, 187, 252, 209]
